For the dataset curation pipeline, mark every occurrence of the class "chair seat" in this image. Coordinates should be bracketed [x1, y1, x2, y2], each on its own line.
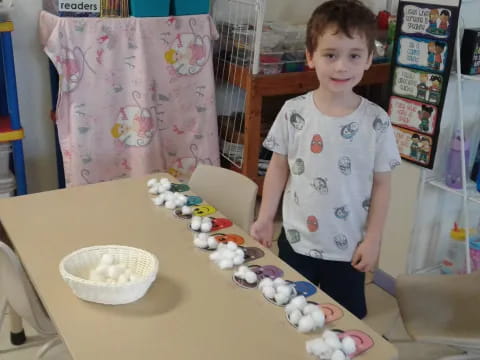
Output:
[396, 271, 480, 348]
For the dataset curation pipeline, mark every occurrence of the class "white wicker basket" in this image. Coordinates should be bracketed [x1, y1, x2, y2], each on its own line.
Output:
[59, 245, 159, 305]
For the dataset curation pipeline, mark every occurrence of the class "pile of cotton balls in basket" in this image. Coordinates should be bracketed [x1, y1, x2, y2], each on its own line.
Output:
[306, 330, 356, 360]
[193, 233, 218, 250]
[209, 242, 245, 269]
[190, 216, 212, 232]
[285, 295, 325, 333]
[88, 254, 138, 285]
[234, 265, 258, 284]
[258, 277, 295, 305]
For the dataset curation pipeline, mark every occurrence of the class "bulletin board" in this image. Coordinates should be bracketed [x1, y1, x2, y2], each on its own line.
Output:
[388, 0, 461, 168]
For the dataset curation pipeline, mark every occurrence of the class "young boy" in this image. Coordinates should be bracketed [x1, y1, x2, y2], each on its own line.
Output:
[250, 0, 401, 319]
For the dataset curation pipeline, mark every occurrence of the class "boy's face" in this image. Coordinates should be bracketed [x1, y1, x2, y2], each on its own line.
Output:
[306, 26, 372, 95]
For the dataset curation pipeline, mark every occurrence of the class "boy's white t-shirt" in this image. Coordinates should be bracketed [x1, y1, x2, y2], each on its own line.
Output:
[263, 92, 401, 262]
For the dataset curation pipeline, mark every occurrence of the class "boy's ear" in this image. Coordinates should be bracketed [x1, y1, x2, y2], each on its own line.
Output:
[364, 52, 373, 70]
[306, 49, 315, 69]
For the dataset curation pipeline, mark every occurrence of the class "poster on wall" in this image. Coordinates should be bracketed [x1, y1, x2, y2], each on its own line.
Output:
[388, 0, 461, 169]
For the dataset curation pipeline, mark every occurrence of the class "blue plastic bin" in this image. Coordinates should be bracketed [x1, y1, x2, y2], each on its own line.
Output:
[130, 0, 170, 17]
[172, 0, 209, 15]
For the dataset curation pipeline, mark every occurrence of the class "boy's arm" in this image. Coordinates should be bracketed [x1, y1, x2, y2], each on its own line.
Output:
[351, 171, 391, 272]
[250, 153, 289, 247]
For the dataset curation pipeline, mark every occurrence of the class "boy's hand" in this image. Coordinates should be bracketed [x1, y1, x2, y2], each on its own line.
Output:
[351, 238, 381, 272]
[250, 219, 274, 248]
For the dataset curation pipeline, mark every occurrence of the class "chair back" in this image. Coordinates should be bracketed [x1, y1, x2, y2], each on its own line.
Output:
[189, 164, 258, 232]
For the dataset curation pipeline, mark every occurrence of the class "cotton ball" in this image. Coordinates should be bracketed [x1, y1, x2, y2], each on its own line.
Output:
[258, 277, 274, 290]
[290, 295, 307, 309]
[227, 242, 238, 250]
[209, 251, 221, 261]
[325, 335, 342, 350]
[124, 268, 132, 277]
[274, 292, 290, 305]
[164, 191, 175, 201]
[147, 178, 158, 188]
[117, 263, 127, 271]
[303, 303, 319, 315]
[117, 274, 128, 285]
[160, 178, 171, 189]
[200, 222, 212, 232]
[285, 302, 299, 315]
[201, 217, 212, 224]
[194, 236, 208, 248]
[129, 274, 139, 282]
[262, 286, 276, 299]
[331, 349, 346, 360]
[191, 220, 201, 231]
[107, 265, 122, 280]
[219, 259, 234, 269]
[148, 186, 159, 195]
[165, 200, 176, 209]
[276, 285, 292, 296]
[192, 216, 202, 223]
[288, 309, 303, 326]
[157, 184, 168, 193]
[306, 338, 329, 356]
[160, 177, 170, 185]
[178, 194, 187, 203]
[100, 254, 114, 266]
[175, 199, 184, 207]
[311, 309, 325, 328]
[233, 255, 244, 265]
[182, 206, 192, 215]
[206, 237, 217, 250]
[297, 315, 315, 333]
[89, 269, 105, 282]
[322, 330, 338, 340]
[237, 265, 249, 276]
[341, 336, 356, 355]
[273, 277, 286, 287]
[106, 278, 116, 285]
[95, 264, 109, 276]
[245, 271, 257, 284]
[152, 196, 164, 206]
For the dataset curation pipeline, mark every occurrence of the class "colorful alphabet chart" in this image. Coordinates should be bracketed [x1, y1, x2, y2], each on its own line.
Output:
[388, 0, 460, 168]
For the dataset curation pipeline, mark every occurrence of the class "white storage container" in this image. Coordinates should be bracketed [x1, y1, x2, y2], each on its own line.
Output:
[0, 172, 16, 198]
[0, 142, 11, 178]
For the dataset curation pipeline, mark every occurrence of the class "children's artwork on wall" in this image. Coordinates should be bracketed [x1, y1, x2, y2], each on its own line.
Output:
[401, 5, 452, 38]
[397, 36, 448, 72]
[394, 126, 433, 165]
[393, 67, 442, 105]
[388, 0, 460, 169]
[389, 96, 438, 135]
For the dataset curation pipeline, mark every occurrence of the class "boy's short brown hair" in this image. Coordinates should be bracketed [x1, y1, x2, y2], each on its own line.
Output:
[306, 0, 377, 55]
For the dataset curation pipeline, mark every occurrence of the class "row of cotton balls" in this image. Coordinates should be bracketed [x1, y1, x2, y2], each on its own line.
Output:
[88, 253, 138, 285]
[193, 233, 218, 250]
[285, 295, 325, 333]
[209, 242, 245, 269]
[152, 191, 189, 210]
[306, 330, 356, 360]
[191, 216, 212, 232]
[234, 265, 258, 284]
[147, 177, 172, 194]
[258, 277, 295, 305]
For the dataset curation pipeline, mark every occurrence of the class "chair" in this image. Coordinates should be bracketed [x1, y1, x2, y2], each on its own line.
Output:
[0, 240, 64, 359]
[395, 271, 480, 360]
[188, 164, 258, 233]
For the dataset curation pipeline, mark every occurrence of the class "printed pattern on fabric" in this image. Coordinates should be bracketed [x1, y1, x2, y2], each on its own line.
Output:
[39, 11, 220, 186]
[263, 92, 401, 261]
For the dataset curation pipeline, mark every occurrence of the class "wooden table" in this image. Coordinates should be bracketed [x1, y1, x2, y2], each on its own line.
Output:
[0, 175, 398, 360]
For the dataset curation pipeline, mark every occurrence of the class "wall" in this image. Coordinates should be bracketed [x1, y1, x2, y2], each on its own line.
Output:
[9, 1, 58, 193]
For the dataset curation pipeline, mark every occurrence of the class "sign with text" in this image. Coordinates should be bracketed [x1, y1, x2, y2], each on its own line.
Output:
[388, 0, 459, 169]
[58, 0, 100, 15]
[389, 96, 437, 135]
[393, 67, 443, 105]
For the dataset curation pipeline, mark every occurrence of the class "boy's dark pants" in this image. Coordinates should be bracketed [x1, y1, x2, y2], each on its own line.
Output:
[277, 229, 367, 319]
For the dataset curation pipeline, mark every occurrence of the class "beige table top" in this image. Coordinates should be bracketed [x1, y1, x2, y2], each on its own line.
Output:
[0, 174, 398, 360]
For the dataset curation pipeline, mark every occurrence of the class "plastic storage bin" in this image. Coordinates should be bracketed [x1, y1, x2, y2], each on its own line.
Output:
[130, 0, 170, 17]
[0, 142, 11, 178]
[172, 0, 209, 15]
[0, 173, 15, 198]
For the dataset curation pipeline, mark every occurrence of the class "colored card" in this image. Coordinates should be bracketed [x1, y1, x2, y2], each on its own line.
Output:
[211, 218, 233, 232]
[320, 303, 344, 323]
[242, 247, 265, 262]
[173, 209, 192, 220]
[292, 281, 317, 297]
[170, 183, 190, 192]
[393, 126, 433, 165]
[232, 273, 258, 289]
[389, 96, 437, 135]
[186, 196, 202, 206]
[213, 233, 245, 246]
[192, 205, 216, 217]
[401, 5, 453, 38]
[393, 67, 443, 105]
[249, 264, 284, 280]
[337, 330, 374, 358]
[397, 36, 447, 72]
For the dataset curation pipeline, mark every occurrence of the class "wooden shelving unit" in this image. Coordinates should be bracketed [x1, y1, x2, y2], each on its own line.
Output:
[216, 61, 391, 194]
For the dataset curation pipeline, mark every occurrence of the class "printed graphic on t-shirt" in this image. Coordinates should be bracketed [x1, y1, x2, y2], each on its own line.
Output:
[340, 122, 359, 141]
[334, 234, 349, 250]
[311, 177, 328, 194]
[338, 156, 352, 175]
[290, 112, 305, 130]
